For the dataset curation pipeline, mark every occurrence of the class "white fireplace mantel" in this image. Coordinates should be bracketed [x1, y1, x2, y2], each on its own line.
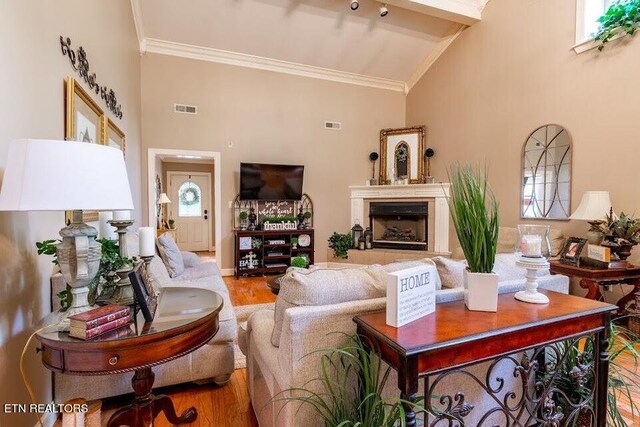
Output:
[349, 183, 451, 254]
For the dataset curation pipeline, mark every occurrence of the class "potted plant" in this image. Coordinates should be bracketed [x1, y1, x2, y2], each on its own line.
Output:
[291, 256, 308, 268]
[277, 334, 426, 425]
[328, 232, 352, 259]
[291, 236, 298, 249]
[239, 211, 248, 230]
[596, 211, 640, 260]
[168, 218, 176, 230]
[594, 0, 640, 51]
[303, 211, 312, 228]
[448, 164, 499, 312]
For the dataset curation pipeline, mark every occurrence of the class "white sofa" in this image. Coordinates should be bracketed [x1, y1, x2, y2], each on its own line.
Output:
[243, 256, 569, 427]
[51, 232, 237, 403]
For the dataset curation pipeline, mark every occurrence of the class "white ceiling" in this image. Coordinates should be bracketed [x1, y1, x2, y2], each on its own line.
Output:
[134, 0, 484, 90]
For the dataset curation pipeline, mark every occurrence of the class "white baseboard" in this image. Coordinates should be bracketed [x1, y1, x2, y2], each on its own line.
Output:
[220, 268, 235, 277]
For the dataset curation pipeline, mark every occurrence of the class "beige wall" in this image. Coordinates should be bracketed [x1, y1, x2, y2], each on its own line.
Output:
[141, 53, 406, 270]
[162, 161, 216, 244]
[406, 0, 640, 261]
[0, 2, 141, 425]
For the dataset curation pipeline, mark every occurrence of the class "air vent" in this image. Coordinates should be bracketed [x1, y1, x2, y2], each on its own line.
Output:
[324, 121, 341, 130]
[174, 104, 198, 114]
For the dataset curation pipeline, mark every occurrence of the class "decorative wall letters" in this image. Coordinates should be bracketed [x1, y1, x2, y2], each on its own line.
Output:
[60, 36, 123, 119]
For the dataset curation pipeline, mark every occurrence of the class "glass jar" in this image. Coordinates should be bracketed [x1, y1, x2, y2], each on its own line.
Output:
[516, 224, 551, 259]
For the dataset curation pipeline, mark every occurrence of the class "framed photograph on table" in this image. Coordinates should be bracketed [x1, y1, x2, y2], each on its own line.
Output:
[64, 76, 105, 223]
[129, 262, 158, 322]
[379, 126, 426, 185]
[560, 237, 587, 266]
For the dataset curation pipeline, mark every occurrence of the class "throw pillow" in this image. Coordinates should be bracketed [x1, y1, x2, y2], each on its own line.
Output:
[271, 267, 387, 347]
[432, 256, 466, 289]
[156, 233, 185, 278]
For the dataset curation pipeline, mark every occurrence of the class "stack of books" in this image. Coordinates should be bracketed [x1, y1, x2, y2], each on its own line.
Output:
[68, 305, 131, 340]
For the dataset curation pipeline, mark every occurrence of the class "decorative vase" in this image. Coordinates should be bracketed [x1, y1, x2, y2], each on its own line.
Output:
[463, 270, 499, 312]
[248, 208, 257, 231]
[586, 230, 604, 245]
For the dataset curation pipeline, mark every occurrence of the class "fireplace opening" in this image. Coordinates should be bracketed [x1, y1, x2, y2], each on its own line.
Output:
[369, 202, 427, 251]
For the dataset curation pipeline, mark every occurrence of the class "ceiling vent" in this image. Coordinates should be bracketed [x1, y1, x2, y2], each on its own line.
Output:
[174, 104, 198, 115]
[324, 121, 341, 130]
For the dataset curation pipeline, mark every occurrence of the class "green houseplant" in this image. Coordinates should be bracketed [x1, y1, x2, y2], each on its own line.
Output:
[595, 211, 640, 260]
[328, 232, 352, 259]
[291, 256, 309, 268]
[239, 211, 248, 230]
[276, 334, 425, 426]
[168, 218, 176, 229]
[594, 0, 640, 50]
[447, 164, 499, 312]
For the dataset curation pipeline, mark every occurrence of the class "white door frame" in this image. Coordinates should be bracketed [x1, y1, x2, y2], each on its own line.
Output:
[147, 148, 221, 264]
[167, 171, 213, 252]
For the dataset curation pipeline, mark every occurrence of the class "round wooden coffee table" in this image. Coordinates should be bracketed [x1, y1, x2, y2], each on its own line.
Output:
[36, 287, 223, 427]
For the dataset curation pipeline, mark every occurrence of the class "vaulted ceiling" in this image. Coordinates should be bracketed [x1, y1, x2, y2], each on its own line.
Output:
[132, 0, 487, 92]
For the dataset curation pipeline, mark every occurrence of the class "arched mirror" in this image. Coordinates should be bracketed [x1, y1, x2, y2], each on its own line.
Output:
[521, 124, 572, 220]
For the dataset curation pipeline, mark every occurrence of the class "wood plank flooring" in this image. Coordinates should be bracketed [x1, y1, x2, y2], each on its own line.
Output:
[101, 263, 639, 427]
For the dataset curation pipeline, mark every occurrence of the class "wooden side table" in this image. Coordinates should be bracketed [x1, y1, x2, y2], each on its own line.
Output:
[36, 287, 223, 427]
[549, 260, 640, 314]
[354, 291, 615, 427]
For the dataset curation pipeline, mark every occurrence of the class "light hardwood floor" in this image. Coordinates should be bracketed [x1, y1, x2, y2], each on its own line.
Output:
[101, 267, 639, 427]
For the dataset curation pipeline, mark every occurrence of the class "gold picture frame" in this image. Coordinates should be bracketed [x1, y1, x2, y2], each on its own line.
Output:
[379, 126, 426, 185]
[64, 76, 105, 223]
[104, 117, 125, 156]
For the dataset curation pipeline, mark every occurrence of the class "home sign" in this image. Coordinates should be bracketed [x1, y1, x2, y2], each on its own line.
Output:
[386, 265, 436, 328]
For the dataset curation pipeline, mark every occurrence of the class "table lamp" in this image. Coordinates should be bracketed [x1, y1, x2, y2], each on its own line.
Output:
[157, 192, 171, 229]
[570, 191, 613, 245]
[0, 139, 134, 318]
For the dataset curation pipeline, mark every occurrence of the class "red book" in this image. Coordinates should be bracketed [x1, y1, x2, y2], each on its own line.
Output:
[68, 305, 131, 330]
[69, 316, 131, 340]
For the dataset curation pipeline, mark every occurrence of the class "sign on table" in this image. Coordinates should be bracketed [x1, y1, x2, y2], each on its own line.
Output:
[386, 265, 436, 328]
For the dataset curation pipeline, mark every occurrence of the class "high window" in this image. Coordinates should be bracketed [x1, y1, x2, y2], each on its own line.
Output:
[576, 0, 612, 43]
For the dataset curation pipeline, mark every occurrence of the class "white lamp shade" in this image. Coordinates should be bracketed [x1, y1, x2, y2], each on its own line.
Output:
[570, 191, 612, 221]
[0, 139, 134, 211]
[157, 193, 172, 204]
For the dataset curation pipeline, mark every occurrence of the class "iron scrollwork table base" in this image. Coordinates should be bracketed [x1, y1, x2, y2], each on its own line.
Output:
[354, 291, 615, 427]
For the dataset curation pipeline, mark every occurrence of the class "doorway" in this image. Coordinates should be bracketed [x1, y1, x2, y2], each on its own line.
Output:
[167, 172, 212, 251]
[147, 149, 221, 264]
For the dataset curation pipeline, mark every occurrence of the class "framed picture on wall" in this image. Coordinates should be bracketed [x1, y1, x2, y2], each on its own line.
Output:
[379, 126, 426, 185]
[64, 76, 105, 223]
[105, 117, 125, 156]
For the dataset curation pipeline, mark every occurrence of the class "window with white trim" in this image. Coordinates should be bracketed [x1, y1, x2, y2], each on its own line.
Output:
[576, 0, 612, 43]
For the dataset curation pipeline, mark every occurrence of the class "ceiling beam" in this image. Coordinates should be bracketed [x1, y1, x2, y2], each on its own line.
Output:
[383, 0, 481, 25]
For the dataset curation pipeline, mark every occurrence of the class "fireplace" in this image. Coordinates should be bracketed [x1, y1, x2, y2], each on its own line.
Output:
[369, 202, 428, 251]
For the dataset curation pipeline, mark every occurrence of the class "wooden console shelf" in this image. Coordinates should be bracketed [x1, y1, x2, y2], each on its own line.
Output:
[234, 229, 315, 278]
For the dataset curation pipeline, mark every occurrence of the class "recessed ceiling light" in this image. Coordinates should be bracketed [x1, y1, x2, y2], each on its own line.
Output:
[350, 0, 359, 11]
[380, 4, 389, 17]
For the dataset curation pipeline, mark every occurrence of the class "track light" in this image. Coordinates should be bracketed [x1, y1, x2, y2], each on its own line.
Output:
[350, 0, 359, 10]
[379, 4, 389, 16]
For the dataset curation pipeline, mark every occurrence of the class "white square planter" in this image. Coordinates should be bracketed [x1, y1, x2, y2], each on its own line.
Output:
[464, 270, 499, 312]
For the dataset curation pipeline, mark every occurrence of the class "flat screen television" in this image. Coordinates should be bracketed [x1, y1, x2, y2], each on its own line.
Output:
[240, 163, 304, 200]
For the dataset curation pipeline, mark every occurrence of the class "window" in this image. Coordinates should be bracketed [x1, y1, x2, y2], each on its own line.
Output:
[576, 0, 612, 44]
[178, 181, 202, 217]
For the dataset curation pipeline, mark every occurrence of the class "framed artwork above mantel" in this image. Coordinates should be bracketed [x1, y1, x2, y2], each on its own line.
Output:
[379, 126, 426, 185]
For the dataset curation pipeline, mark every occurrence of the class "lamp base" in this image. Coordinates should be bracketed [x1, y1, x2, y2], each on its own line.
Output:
[515, 256, 550, 305]
[54, 285, 96, 331]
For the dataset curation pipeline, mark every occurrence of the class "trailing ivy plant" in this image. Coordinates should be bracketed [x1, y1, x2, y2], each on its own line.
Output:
[594, 0, 640, 50]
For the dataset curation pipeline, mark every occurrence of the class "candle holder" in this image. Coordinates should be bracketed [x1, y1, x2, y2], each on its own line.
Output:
[106, 219, 135, 306]
[514, 224, 551, 304]
[141, 255, 154, 268]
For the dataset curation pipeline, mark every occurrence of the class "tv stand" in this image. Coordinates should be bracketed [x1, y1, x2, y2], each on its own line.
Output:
[234, 229, 315, 278]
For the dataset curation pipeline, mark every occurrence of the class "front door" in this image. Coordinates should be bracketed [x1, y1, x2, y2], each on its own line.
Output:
[168, 172, 211, 251]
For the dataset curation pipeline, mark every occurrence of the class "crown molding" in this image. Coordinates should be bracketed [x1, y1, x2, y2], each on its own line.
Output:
[406, 24, 466, 92]
[142, 38, 407, 93]
[130, 0, 145, 51]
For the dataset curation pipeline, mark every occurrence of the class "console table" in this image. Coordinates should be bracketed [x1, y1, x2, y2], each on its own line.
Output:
[550, 260, 640, 314]
[36, 287, 223, 427]
[354, 291, 615, 427]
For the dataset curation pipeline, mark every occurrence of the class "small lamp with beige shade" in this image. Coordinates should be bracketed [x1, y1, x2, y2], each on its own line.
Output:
[157, 192, 171, 229]
[0, 139, 134, 324]
[570, 191, 613, 245]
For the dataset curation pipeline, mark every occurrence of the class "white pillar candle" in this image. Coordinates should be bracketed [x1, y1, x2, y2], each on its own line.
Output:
[113, 210, 131, 220]
[98, 211, 115, 240]
[139, 227, 155, 257]
[520, 235, 542, 257]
